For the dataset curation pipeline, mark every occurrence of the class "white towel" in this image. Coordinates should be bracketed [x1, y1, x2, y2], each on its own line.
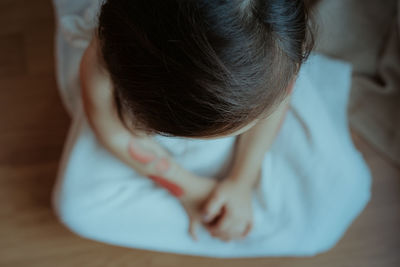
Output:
[51, 0, 372, 258]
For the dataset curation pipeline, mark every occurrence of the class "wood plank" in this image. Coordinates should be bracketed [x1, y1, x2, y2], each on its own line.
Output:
[0, 33, 26, 77]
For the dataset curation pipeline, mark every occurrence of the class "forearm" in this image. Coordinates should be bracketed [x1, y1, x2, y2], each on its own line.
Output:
[92, 122, 204, 197]
[83, 91, 204, 198]
[229, 96, 291, 187]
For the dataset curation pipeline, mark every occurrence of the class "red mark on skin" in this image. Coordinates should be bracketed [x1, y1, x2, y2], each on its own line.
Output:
[241, 223, 253, 238]
[155, 158, 170, 173]
[148, 175, 184, 198]
[128, 141, 157, 164]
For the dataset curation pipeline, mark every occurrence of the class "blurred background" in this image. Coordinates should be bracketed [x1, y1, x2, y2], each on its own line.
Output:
[0, 0, 399, 266]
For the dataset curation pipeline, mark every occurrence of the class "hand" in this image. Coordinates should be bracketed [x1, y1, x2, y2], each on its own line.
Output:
[128, 136, 213, 199]
[178, 175, 217, 241]
[127, 136, 219, 240]
[202, 178, 254, 242]
[127, 136, 254, 241]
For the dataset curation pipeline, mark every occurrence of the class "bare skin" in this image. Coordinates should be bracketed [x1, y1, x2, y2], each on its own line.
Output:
[80, 36, 218, 239]
[80, 36, 292, 242]
[202, 94, 292, 241]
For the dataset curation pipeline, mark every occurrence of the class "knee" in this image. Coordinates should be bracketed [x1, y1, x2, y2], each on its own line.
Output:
[51, 185, 96, 238]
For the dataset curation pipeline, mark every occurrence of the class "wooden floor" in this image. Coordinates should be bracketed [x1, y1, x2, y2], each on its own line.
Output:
[0, 1, 399, 266]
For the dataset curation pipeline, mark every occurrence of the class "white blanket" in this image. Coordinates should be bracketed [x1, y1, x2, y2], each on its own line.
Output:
[51, 0, 372, 258]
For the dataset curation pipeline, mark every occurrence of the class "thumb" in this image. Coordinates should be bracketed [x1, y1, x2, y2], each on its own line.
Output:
[202, 193, 225, 223]
[188, 216, 200, 241]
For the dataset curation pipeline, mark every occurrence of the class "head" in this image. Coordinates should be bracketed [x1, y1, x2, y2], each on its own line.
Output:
[97, 0, 314, 138]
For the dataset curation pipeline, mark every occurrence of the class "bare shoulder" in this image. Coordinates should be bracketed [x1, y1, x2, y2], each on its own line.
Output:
[79, 37, 148, 138]
[79, 37, 114, 119]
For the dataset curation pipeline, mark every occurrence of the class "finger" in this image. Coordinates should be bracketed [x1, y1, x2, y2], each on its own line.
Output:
[209, 228, 231, 242]
[213, 231, 232, 243]
[208, 210, 247, 241]
[211, 208, 232, 233]
[207, 207, 235, 240]
[241, 222, 253, 239]
[220, 236, 231, 243]
[231, 223, 248, 240]
[214, 220, 245, 241]
[189, 217, 199, 241]
[202, 193, 225, 223]
[218, 220, 246, 241]
[205, 204, 227, 228]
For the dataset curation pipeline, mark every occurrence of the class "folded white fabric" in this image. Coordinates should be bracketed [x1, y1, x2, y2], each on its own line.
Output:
[52, 0, 372, 258]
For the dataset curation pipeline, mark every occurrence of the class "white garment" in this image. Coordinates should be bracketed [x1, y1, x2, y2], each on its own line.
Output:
[51, 0, 372, 258]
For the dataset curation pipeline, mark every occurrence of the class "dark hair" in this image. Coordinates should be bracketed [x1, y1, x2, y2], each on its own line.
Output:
[97, 0, 314, 138]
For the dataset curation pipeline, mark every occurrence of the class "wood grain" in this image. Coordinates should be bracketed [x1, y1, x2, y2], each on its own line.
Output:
[0, 0, 399, 266]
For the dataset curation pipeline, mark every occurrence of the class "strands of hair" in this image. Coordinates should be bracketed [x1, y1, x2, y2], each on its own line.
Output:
[97, 0, 314, 138]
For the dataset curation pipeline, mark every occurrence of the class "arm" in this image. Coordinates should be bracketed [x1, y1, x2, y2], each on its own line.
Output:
[228, 94, 292, 187]
[202, 92, 292, 241]
[79, 37, 213, 199]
